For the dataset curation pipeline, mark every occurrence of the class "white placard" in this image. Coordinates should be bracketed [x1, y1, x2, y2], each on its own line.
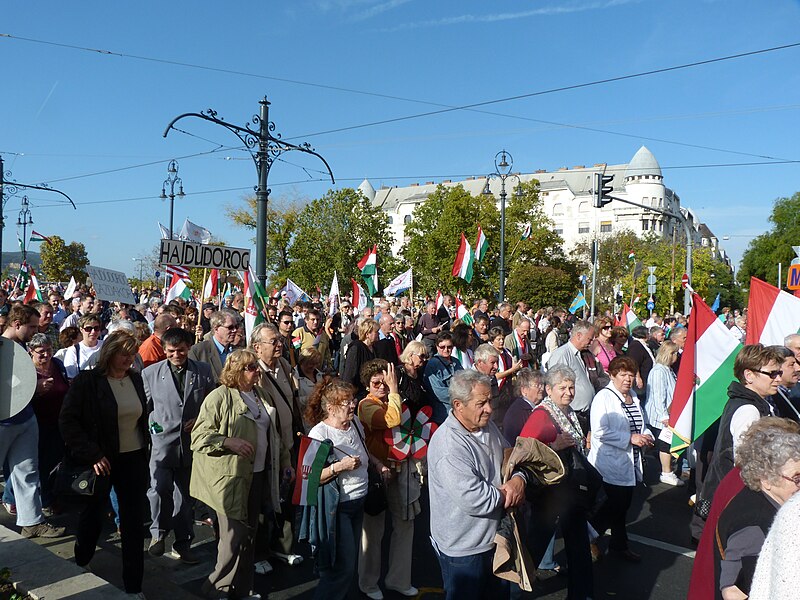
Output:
[159, 239, 250, 271]
[86, 266, 136, 304]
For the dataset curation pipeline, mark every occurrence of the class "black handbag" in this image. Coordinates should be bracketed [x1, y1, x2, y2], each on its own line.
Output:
[50, 460, 110, 497]
[353, 420, 388, 516]
[566, 447, 603, 513]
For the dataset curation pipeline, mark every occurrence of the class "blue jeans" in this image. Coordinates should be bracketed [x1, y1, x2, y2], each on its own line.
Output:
[537, 533, 559, 570]
[0, 417, 43, 526]
[314, 497, 365, 600]
[437, 548, 510, 600]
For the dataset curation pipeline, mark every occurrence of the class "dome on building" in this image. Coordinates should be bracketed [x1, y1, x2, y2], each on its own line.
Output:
[358, 178, 376, 201]
[624, 146, 662, 180]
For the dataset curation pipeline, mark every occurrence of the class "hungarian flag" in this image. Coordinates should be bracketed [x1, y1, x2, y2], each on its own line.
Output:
[669, 293, 742, 455]
[745, 277, 800, 346]
[475, 226, 489, 262]
[358, 245, 378, 297]
[242, 268, 266, 342]
[24, 266, 43, 303]
[202, 268, 219, 301]
[628, 250, 636, 261]
[15, 262, 30, 292]
[351, 278, 368, 312]
[621, 303, 643, 332]
[455, 295, 473, 326]
[451, 233, 474, 283]
[29, 230, 52, 244]
[520, 223, 532, 240]
[165, 273, 192, 303]
[292, 436, 332, 506]
[435, 290, 444, 311]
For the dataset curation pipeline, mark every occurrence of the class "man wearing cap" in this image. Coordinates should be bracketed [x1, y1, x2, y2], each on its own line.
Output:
[0, 305, 65, 539]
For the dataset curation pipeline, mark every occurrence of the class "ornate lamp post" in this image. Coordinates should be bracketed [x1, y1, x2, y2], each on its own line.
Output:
[159, 160, 185, 240]
[17, 196, 33, 263]
[164, 97, 334, 287]
[483, 149, 523, 303]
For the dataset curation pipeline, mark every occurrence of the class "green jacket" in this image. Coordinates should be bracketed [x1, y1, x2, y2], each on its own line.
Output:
[190, 385, 290, 521]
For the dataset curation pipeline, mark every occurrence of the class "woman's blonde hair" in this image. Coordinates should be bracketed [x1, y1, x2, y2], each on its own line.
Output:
[357, 318, 379, 342]
[218, 348, 259, 389]
[655, 340, 678, 366]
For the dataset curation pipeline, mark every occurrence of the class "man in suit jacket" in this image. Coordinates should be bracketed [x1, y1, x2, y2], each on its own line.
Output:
[188, 308, 239, 383]
[373, 314, 400, 365]
[143, 327, 215, 563]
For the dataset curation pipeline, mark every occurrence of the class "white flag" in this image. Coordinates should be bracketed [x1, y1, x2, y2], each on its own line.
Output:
[179, 219, 212, 244]
[328, 272, 341, 316]
[157, 222, 172, 240]
[64, 276, 77, 299]
[281, 278, 310, 305]
[384, 268, 413, 296]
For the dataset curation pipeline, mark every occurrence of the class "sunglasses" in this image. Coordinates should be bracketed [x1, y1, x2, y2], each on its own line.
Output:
[219, 324, 238, 331]
[756, 369, 783, 379]
[601, 325, 612, 330]
[243, 363, 260, 373]
[280, 320, 294, 325]
[82, 325, 101, 332]
[412, 352, 428, 360]
[438, 344, 454, 350]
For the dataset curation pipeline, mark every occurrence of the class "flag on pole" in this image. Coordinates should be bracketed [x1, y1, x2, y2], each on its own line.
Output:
[16, 262, 30, 292]
[569, 291, 588, 314]
[24, 266, 43, 303]
[745, 277, 800, 346]
[628, 250, 636, 261]
[358, 245, 378, 297]
[621, 304, 643, 332]
[178, 219, 212, 244]
[669, 293, 742, 455]
[242, 268, 266, 342]
[455, 295, 473, 325]
[282, 279, 310, 305]
[165, 273, 192, 303]
[203, 269, 219, 300]
[292, 436, 332, 506]
[435, 290, 444, 311]
[451, 233, 475, 283]
[710, 293, 721, 314]
[328, 272, 341, 316]
[17, 233, 24, 254]
[351, 278, 368, 312]
[29, 230, 52, 244]
[520, 223, 532, 240]
[64, 276, 77, 299]
[475, 226, 489, 262]
[158, 222, 172, 240]
[384, 268, 413, 296]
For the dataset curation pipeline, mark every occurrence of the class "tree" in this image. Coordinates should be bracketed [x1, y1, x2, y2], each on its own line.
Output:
[738, 192, 800, 288]
[39, 236, 89, 282]
[506, 264, 578, 310]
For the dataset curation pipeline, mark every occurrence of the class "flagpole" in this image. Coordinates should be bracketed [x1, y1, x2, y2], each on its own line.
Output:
[508, 237, 523, 260]
[199, 268, 209, 306]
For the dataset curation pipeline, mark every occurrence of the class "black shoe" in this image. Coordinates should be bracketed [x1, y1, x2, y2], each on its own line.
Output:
[148, 537, 165, 557]
[171, 546, 200, 565]
[612, 549, 641, 563]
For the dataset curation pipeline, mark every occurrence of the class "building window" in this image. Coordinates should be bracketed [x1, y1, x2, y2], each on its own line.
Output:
[553, 203, 564, 216]
[578, 222, 590, 234]
[555, 228, 564, 235]
[387, 216, 394, 225]
[642, 220, 649, 231]
[659, 220, 663, 232]
[404, 215, 412, 224]
[579, 202, 589, 213]
[600, 221, 612, 233]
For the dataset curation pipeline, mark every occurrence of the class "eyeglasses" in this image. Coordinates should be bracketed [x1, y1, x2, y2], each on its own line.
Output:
[438, 344, 454, 350]
[31, 348, 52, 356]
[82, 325, 101, 332]
[780, 473, 800, 487]
[370, 380, 387, 388]
[219, 324, 238, 331]
[259, 338, 282, 346]
[243, 363, 260, 373]
[755, 369, 783, 379]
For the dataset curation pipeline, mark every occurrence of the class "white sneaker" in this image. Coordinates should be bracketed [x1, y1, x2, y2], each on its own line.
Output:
[386, 585, 419, 597]
[361, 589, 384, 600]
[660, 472, 685, 487]
[270, 551, 303, 566]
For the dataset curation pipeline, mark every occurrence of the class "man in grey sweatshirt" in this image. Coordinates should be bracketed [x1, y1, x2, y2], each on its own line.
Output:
[428, 369, 526, 600]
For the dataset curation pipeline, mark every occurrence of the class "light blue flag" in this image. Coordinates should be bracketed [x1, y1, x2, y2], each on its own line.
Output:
[710, 293, 721, 313]
[569, 291, 588, 314]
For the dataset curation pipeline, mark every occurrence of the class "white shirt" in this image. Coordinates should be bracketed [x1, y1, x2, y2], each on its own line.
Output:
[309, 420, 369, 502]
[62, 339, 104, 379]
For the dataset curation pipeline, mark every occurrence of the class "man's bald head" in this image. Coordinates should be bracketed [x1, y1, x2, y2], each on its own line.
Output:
[154, 313, 178, 336]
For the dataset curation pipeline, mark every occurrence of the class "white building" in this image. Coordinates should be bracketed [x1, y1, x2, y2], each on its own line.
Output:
[361, 146, 730, 267]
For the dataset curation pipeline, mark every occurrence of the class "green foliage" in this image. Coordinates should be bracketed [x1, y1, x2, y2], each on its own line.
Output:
[39, 236, 89, 282]
[506, 264, 578, 309]
[738, 192, 800, 288]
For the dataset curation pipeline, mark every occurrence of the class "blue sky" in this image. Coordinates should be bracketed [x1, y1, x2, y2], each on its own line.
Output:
[2, 0, 800, 280]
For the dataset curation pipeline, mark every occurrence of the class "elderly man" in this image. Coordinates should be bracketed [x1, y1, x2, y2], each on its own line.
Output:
[59, 294, 94, 331]
[546, 320, 595, 432]
[0, 305, 65, 539]
[504, 318, 533, 369]
[373, 314, 400, 365]
[511, 301, 530, 331]
[473, 343, 501, 420]
[138, 313, 178, 369]
[143, 327, 215, 563]
[188, 308, 239, 382]
[31, 301, 60, 351]
[250, 322, 303, 567]
[428, 370, 526, 600]
[786, 334, 800, 402]
[490, 303, 513, 337]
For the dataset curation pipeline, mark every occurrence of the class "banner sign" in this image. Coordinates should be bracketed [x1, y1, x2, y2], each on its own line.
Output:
[86, 266, 136, 304]
[160, 239, 250, 271]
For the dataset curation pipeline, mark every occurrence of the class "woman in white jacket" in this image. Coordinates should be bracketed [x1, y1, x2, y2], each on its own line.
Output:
[588, 356, 654, 562]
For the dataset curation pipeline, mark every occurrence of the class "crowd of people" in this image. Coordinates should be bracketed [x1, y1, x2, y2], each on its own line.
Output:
[2, 281, 800, 600]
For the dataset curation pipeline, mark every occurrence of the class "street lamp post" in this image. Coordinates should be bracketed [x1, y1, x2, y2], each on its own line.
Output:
[163, 97, 334, 288]
[16, 196, 33, 263]
[132, 257, 144, 283]
[483, 150, 522, 303]
[159, 160, 185, 240]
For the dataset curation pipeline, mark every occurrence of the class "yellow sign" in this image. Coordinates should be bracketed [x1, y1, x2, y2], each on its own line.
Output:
[787, 264, 800, 290]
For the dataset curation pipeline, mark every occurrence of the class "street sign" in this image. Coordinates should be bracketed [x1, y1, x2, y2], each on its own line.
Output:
[647, 301, 655, 310]
[159, 239, 251, 271]
[681, 273, 689, 288]
[646, 275, 657, 285]
[154, 270, 161, 279]
[787, 264, 800, 290]
[647, 284, 657, 294]
[648, 266, 656, 275]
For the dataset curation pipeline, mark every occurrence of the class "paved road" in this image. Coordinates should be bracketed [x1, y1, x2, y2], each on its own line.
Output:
[0, 455, 695, 599]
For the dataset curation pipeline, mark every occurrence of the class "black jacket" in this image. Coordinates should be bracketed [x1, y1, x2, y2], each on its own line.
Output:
[60, 369, 149, 465]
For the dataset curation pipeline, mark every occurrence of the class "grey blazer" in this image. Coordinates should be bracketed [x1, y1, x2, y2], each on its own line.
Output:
[142, 358, 216, 468]
[188, 338, 225, 383]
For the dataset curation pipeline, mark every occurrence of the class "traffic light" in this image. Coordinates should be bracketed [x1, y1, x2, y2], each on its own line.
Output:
[593, 172, 614, 208]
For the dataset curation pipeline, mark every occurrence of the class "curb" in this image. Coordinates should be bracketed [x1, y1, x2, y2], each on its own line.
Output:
[0, 525, 129, 599]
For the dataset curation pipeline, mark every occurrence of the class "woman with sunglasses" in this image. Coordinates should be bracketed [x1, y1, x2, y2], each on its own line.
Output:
[191, 348, 288, 600]
[61, 314, 104, 380]
[697, 345, 786, 532]
[397, 341, 430, 416]
[423, 332, 464, 424]
[591, 317, 617, 371]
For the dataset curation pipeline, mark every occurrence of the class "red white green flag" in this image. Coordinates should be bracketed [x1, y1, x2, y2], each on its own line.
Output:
[435, 290, 444, 311]
[292, 436, 332, 506]
[669, 293, 742, 455]
[451, 233, 475, 283]
[351, 278, 368, 312]
[474, 226, 489, 262]
[24, 266, 43, 303]
[745, 277, 800, 346]
[165, 273, 192, 303]
[242, 268, 266, 343]
[357, 245, 378, 297]
[621, 303, 643, 332]
[202, 268, 219, 301]
[455, 294, 473, 326]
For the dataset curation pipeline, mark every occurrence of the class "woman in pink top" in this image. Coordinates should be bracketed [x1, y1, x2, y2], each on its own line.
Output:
[591, 317, 617, 370]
